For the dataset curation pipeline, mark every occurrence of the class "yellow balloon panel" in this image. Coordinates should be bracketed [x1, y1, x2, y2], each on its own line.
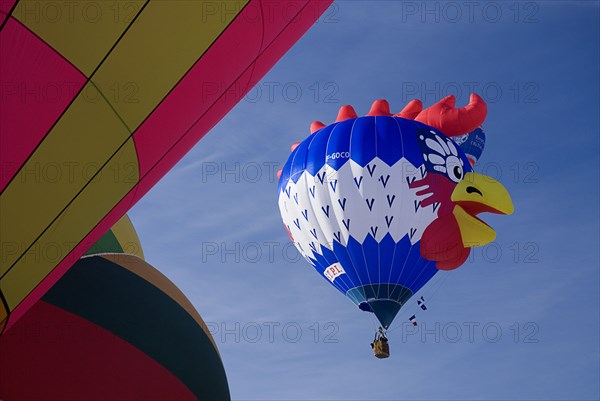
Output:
[0, 82, 132, 276]
[0, 301, 7, 330]
[13, 0, 147, 76]
[1, 139, 139, 310]
[92, 0, 248, 131]
[111, 215, 145, 260]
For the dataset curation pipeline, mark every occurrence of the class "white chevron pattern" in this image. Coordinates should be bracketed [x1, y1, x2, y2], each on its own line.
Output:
[278, 158, 441, 262]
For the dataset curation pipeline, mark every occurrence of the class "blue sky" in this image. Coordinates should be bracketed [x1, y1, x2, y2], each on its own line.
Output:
[130, 2, 599, 400]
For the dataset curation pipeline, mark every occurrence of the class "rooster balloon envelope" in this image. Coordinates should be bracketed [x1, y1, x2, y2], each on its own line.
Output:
[277, 94, 514, 345]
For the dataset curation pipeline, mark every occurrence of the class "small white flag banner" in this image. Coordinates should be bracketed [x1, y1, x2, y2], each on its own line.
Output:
[324, 263, 346, 282]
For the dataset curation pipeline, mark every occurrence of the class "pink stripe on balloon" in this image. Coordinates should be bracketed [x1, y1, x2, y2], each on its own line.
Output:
[0, 18, 86, 191]
[0, 0, 16, 14]
[0, 0, 16, 26]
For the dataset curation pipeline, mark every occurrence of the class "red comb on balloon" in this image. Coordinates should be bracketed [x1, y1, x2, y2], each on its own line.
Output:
[280, 94, 488, 173]
[310, 121, 326, 133]
[335, 105, 358, 122]
[394, 99, 423, 120]
[413, 94, 487, 137]
[366, 99, 392, 117]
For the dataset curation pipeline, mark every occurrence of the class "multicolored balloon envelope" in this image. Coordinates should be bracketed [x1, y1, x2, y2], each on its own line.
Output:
[277, 96, 513, 329]
[0, 0, 332, 332]
[0, 216, 229, 401]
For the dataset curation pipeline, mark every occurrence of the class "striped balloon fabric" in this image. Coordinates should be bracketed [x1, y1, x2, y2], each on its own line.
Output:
[0, 0, 332, 332]
[0, 215, 230, 400]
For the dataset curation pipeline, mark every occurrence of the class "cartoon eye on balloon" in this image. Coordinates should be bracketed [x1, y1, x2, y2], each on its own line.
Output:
[419, 129, 465, 182]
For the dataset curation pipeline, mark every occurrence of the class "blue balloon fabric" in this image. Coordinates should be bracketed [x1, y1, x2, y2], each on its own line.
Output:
[453, 127, 486, 166]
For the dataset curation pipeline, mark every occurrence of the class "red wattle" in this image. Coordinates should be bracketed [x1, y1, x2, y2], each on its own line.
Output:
[420, 213, 470, 270]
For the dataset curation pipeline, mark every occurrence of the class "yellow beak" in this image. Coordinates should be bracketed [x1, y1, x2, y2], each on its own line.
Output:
[451, 172, 514, 247]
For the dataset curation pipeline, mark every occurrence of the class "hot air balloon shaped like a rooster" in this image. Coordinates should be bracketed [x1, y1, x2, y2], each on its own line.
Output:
[277, 94, 514, 357]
